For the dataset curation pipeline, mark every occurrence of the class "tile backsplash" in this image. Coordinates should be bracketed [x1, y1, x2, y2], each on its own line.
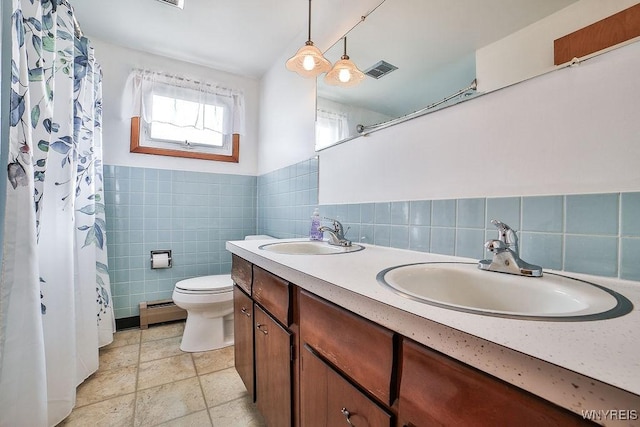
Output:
[104, 165, 256, 319]
[105, 158, 640, 319]
[258, 159, 640, 282]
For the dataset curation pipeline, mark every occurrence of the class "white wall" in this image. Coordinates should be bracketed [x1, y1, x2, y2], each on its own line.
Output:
[318, 41, 640, 204]
[476, 0, 639, 93]
[92, 38, 260, 175]
[257, 0, 383, 175]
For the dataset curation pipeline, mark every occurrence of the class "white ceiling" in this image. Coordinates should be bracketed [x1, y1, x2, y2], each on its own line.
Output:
[73, 0, 352, 78]
[73, 0, 578, 80]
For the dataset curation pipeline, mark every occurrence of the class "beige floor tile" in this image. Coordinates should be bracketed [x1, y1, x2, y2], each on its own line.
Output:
[99, 343, 140, 371]
[156, 409, 212, 427]
[209, 396, 266, 427]
[141, 322, 185, 342]
[138, 353, 196, 390]
[200, 367, 248, 408]
[75, 365, 137, 407]
[102, 329, 141, 350]
[58, 393, 135, 427]
[140, 336, 183, 362]
[134, 377, 206, 427]
[192, 345, 234, 375]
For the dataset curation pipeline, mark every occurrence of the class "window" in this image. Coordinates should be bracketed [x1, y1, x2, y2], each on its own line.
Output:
[126, 69, 245, 162]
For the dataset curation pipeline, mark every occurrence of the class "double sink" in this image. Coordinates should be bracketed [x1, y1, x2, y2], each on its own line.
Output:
[259, 240, 633, 321]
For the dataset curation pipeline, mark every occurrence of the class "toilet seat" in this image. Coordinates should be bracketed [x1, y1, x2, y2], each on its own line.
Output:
[175, 274, 232, 294]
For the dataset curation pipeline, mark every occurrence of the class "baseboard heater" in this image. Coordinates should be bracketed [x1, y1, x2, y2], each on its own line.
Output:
[139, 299, 187, 329]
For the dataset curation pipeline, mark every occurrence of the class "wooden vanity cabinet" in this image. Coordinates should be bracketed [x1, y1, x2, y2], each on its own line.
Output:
[232, 255, 597, 427]
[398, 338, 595, 427]
[232, 259, 295, 427]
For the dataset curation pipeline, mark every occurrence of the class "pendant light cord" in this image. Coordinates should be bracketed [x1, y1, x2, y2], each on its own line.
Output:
[307, 0, 312, 42]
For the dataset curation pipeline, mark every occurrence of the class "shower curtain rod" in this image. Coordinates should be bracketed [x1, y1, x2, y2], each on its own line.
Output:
[72, 14, 83, 38]
[356, 79, 478, 136]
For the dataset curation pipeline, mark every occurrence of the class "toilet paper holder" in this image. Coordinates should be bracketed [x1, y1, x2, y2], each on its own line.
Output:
[150, 250, 172, 269]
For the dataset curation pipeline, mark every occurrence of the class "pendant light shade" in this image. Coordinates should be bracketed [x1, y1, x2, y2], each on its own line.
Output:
[324, 37, 364, 87]
[286, 0, 331, 78]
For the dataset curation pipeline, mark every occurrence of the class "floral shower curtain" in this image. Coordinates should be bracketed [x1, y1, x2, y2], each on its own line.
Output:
[0, 0, 114, 425]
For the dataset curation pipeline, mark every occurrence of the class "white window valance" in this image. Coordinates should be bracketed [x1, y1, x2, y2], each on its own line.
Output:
[123, 69, 246, 136]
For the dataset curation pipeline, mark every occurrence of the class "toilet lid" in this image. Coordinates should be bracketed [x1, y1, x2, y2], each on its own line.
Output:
[175, 274, 232, 293]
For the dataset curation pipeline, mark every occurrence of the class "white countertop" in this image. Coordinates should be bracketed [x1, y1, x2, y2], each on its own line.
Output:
[227, 238, 640, 422]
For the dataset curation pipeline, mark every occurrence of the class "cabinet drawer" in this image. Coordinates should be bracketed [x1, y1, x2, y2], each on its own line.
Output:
[299, 290, 394, 406]
[398, 338, 595, 427]
[231, 255, 252, 294]
[301, 345, 392, 427]
[253, 266, 290, 326]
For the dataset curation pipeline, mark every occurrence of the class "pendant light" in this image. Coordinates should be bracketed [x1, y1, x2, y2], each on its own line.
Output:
[324, 37, 365, 87]
[286, 0, 331, 78]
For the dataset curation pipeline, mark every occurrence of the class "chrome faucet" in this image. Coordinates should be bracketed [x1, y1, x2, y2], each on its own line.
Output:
[319, 218, 352, 247]
[478, 219, 542, 277]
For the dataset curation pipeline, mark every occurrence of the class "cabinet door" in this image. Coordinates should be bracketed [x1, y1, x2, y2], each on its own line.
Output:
[300, 345, 392, 427]
[255, 305, 292, 427]
[233, 286, 254, 399]
[398, 339, 595, 427]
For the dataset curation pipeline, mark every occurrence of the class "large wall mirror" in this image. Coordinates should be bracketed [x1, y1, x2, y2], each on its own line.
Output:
[315, 0, 584, 151]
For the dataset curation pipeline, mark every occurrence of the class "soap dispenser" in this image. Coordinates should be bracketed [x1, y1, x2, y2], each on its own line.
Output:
[309, 208, 323, 241]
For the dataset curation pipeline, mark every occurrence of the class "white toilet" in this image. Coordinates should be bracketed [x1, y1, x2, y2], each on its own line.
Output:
[172, 235, 274, 352]
[172, 274, 234, 352]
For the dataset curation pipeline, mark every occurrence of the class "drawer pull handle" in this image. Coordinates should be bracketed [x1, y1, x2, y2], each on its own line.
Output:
[256, 323, 268, 335]
[341, 408, 355, 426]
[240, 307, 251, 317]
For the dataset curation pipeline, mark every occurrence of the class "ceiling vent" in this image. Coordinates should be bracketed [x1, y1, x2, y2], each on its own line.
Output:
[155, 0, 184, 9]
[364, 60, 398, 79]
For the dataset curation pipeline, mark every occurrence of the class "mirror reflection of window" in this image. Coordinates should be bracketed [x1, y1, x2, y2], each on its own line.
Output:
[316, 109, 349, 150]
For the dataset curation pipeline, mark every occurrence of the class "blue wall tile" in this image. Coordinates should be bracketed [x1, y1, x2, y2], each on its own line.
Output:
[457, 198, 485, 229]
[455, 228, 485, 259]
[565, 235, 618, 277]
[391, 202, 409, 225]
[107, 157, 639, 320]
[522, 196, 563, 233]
[519, 232, 563, 270]
[105, 165, 256, 319]
[409, 226, 430, 252]
[432, 200, 456, 227]
[566, 193, 619, 235]
[409, 200, 431, 226]
[621, 192, 640, 237]
[486, 197, 520, 230]
[375, 202, 391, 224]
[390, 226, 410, 249]
[374, 225, 391, 246]
[620, 238, 640, 281]
[430, 228, 456, 255]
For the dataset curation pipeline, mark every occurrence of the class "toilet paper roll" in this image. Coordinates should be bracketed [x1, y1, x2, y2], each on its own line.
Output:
[151, 252, 170, 269]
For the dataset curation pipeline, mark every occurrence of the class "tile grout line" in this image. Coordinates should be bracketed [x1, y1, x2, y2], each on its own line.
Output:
[192, 352, 216, 426]
[132, 330, 142, 427]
